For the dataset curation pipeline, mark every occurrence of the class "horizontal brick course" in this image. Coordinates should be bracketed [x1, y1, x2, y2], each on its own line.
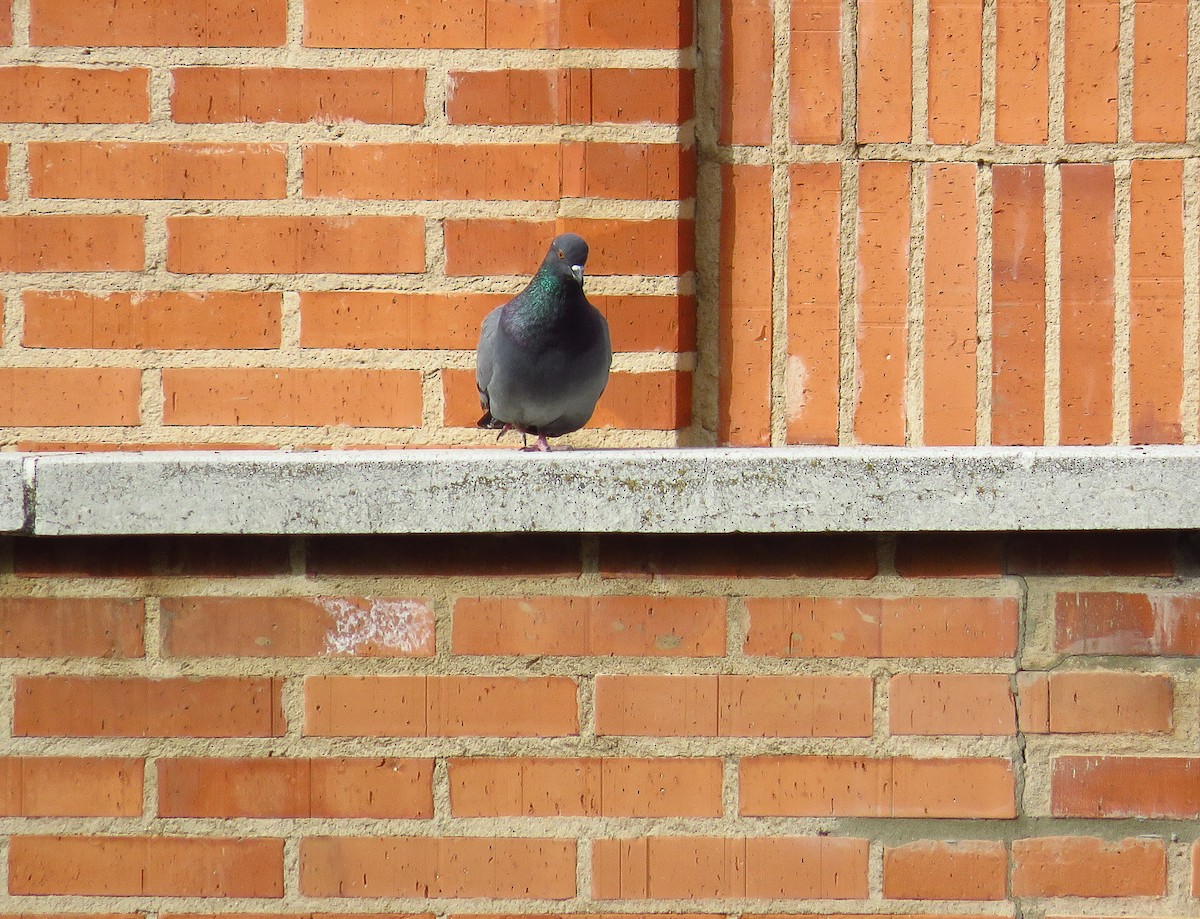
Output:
[0, 597, 144, 657]
[1011, 835, 1166, 897]
[0, 757, 143, 816]
[31, 0, 287, 46]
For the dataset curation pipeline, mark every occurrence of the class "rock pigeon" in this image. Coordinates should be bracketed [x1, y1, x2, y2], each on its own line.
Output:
[475, 233, 611, 451]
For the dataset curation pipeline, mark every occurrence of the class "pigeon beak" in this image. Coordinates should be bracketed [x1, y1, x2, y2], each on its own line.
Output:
[570, 264, 584, 284]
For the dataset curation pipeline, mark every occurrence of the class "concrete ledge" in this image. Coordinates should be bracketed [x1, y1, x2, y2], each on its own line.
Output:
[13, 446, 1200, 536]
[0, 455, 27, 533]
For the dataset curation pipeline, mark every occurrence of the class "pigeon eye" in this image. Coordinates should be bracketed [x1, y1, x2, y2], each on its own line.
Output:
[556, 249, 564, 258]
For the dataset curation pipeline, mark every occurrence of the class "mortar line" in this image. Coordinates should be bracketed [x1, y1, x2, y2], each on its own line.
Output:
[1043, 163, 1063, 446]
[1112, 159, 1132, 445]
[976, 163, 994, 445]
[979, 0, 998, 148]
[912, 0, 931, 146]
[1190, 0, 1200, 145]
[906, 163, 926, 445]
[838, 162, 859, 446]
[1047, 0, 1066, 147]
[769, 0, 791, 447]
[1183, 157, 1200, 445]
[1117, 0, 1135, 145]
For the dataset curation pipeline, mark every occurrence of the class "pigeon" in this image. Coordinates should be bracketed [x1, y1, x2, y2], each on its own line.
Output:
[475, 233, 611, 451]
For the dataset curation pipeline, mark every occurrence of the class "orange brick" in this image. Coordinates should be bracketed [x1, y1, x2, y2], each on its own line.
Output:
[304, 0, 691, 49]
[588, 68, 695, 124]
[790, 0, 841, 142]
[1129, 159, 1185, 443]
[1133, 0, 1187, 140]
[0, 0, 9, 44]
[591, 836, 869, 899]
[0, 66, 148, 122]
[1060, 163, 1115, 444]
[444, 218, 693, 277]
[452, 596, 725, 656]
[304, 675, 579, 737]
[300, 837, 576, 897]
[719, 0, 773, 145]
[743, 596, 1019, 658]
[0, 143, 8, 197]
[158, 757, 432, 818]
[448, 757, 722, 817]
[31, 0, 285, 45]
[562, 142, 695, 201]
[0, 368, 141, 426]
[168, 215, 424, 275]
[9, 836, 284, 896]
[0, 215, 143, 271]
[1020, 670, 1173, 733]
[991, 164, 1046, 444]
[1052, 755, 1200, 817]
[1194, 840, 1200, 896]
[1012, 835, 1166, 896]
[855, 161, 910, 444]
[718, 163, 772, 445]
[883, 840, 1007, 899]
[30, 141, 285, 199]
[0, 757, 142, 816]
[171, 67, 425, 124]
[1064, 0, 1119, 141]
[857, 0, 912, 141]
[1056, 591, 1200, 655]
[594, 674, 873, 737]
[162, 368, 422, 427]
[24, 291, 281, 349]
[888, 673, 1016, 735]
[14, 676, 284, 737]
[161, 596, 434, 657]
[996, 0, 1049, 142]
[928, 0, 983, 142]
[786, 162, 840, 444]
[740, 755, 1016, 817]
[923, 163, 978, 444]
[0, 597, 144, 657]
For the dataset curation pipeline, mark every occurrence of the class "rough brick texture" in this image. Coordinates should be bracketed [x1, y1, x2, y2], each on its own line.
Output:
[0, 531, 1197, 916]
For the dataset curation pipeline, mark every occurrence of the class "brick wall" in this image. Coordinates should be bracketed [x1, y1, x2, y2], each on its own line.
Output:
[2, 531, 1199, 916]
[0, 0, 1194, 448]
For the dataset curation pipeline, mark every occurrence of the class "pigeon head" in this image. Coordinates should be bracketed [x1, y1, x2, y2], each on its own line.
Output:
[541, 233, 589, 285]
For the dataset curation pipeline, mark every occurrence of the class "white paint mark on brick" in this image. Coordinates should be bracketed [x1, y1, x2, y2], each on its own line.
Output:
[318, 597, 433, 655]
[786, 354, 808, 422]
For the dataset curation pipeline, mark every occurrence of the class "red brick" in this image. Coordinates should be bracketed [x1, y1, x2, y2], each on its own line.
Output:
[305, 0, 691, 49]
[14, 676, 284, 737]
[855, 161, 910, 444]
[562, 142, 695, 200]
[1133, 0, 1187, 140]
[928, 0, 983, 142]
[1194, 840, 1200, 896]
[889, 673, 1016, 735]
[1052, 755, 1200, 818]
[25, 291, 281, 349]
[300, 836, 575, 897]
[0, 757, 142, 816]
[740, 755, 1015, 817]
[8, 536, 288, 578]
[305, 675, 578, 737]
[162, 368, 422, 427]
[996, 0, 1049, 142]
[894, 532, 1005, 577]
[744, 596, 1018, 657]
[1056, 591, 1200, 655]
[158, 757, 432, 818]
[0, 0, 9, 44]
[1009, 531, 1176, 575]
[1129, 159, 1185, 442]
[599, 534, 879, 580]
[0, 143, 8, 197]
[9, 836, 284, 896]
[595, 674, 873, 737]
[307, 534, 582, 577]
[786, 162, 840, 443]
[449, 757, 722, 817]
[1065, 0, 1119, 141]
[1060, 163, 1115, 444]
[790, 0, 841, 142]
[592, 836, 868, 899]
[1012, 836, 1166, 897]
[444, 218, 693, 277]
[883, 840, 1007, 900]
[0, 368, 140, 426]
[31, 0, 285, 46]
[168, 215, 424, 274]
[0, 597, 143, 657]
[30, 141, 285, 200]
[719, 0, 773, 145]
[857, 0, 912, 141]
[991, 164, 1046, 444]
[452, 596, 725, 656]
[161, 596, 434, 657]
[0, 215, 143, 271]
[924, 163, 977, 444]
[0, 66, 148, 122]
[1018, 670, 1173, 733]
[171, 67, 424, 124]
[719, 163, 772, 444]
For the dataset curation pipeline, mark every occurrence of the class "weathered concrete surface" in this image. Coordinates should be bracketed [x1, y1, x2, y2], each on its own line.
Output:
[0, 455, 28, 533]
[25, 446, 1200, 535]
